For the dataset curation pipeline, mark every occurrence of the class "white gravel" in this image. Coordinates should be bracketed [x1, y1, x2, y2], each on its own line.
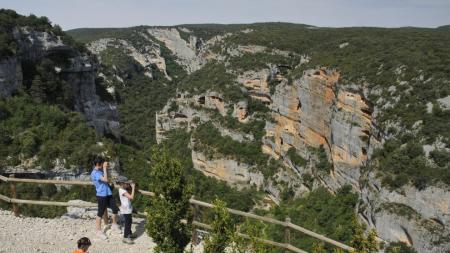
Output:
[0, 209, 156, 253]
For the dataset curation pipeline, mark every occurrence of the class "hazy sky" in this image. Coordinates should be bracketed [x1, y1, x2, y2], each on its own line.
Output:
[1, 0, 450, 30]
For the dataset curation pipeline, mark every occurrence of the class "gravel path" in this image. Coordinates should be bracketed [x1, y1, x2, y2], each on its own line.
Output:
[0, 210, 156, 253]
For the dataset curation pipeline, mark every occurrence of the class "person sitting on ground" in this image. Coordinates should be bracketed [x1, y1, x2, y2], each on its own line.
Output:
[73, 237, 91, 253]
[91, 157, 120, 239]
[117, 176, 136, 244]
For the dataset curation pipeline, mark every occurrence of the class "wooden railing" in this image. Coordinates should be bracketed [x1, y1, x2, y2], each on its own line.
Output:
[0, 174, 354, 252]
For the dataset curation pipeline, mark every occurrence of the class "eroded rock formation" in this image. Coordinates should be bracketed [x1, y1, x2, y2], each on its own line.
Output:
[0, 27, 120, 138]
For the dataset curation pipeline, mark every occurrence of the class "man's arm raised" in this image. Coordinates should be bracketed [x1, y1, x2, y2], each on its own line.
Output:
[100, 162, 109, 182]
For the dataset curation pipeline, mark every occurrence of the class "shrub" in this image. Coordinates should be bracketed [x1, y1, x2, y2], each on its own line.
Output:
[145, 148, 192, 253]
[204, 199, 235, 253]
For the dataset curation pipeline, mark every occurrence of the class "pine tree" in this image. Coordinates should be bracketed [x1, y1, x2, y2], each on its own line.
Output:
[204, 199, 235, 253]
[350, 221, 379, 253]
[145, 147, 192, 253]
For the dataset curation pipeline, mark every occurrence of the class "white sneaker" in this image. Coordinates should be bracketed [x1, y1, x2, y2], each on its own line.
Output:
[122, 237, 134, 244]
[97, 230, 108, 240]
[111, 224, 122, 234]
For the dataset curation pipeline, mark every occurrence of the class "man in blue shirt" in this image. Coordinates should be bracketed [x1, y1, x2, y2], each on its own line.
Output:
[91, 157, 120, 239]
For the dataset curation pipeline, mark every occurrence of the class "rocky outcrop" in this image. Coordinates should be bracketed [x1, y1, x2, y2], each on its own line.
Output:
[232, 101, 249, 123]
[361, 174, 450, 252]
[237, 69, 274, 104]
[63, 200, 98, 219]
[156, 91, 249, 143]
[61, 57, 120, 138]
[191, 150, 263, 189]
[1, 27, 120, 138]
[87, 37, 170, 79]
[12, 27, 73, 61]
[147, 28, 206, 73]
[264, 68, 373, 191]
[2, 157, 121, 181]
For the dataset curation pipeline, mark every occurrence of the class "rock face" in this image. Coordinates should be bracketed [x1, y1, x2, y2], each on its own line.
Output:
[147, 28, 206, 73]
[237, 69, 274, 104]
[87, 37, 170, 80]
[0, 57, 22, 97]
[61, 59, 120, 138]
[191, 150, 263, 188]
[156, 63, 449, 252]
[0, 27, 120, 138]
[361, 175, 450, 253]
[156, 91, 246, 143]
[264, 68, 372, 191]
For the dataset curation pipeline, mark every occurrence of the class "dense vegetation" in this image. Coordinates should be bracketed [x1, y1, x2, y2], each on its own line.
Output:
[0, 96, 112, 170]
[259, 185, 360, 252]
[193, 122, 267, 165]
[178, 61, 244, 102]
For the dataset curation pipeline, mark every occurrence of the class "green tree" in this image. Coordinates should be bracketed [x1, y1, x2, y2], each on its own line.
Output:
[145, 147, 192, 253]
[204, 199, 236, 253]
[232, 219, 270, 253]
[29, 75, 46, 103]
[316, 145, 332, 173]
[350, 223, 378, 253]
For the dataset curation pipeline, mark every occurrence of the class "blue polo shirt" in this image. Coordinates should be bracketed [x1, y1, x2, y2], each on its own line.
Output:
[91, 168, 112, 197]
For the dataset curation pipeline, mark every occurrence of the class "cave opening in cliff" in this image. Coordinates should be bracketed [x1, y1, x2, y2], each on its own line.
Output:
[280, 137, 284, 145]
[361, 147, 367, 155]
[198, 96, 205, 105]
[362, 130, 370, 136]
[361, 107, 373, 115]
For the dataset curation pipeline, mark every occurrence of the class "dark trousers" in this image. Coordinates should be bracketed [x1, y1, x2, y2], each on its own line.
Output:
[123, 214, 132, 238]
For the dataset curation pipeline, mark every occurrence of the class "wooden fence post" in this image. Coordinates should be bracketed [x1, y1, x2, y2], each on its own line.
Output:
[285, 217, 291, 253]
[191, 196, 199, 247]
[9, 174, 19, 217]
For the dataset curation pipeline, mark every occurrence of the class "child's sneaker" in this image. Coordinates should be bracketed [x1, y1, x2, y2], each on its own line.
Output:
[111, 224, 122, 234]
[122, 237, 134, 244]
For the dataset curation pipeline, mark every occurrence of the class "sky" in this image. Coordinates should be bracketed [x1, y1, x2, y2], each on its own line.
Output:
[1, 0, 450, 30]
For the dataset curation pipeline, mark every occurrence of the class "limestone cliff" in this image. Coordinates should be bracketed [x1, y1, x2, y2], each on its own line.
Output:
[87, 37, 170, 80]
[361, 174, 450, 252]
[191, 150, 263, 189]
[265, 68, 373, 191]
[0, 27, 119, 138]
[147, 28, 206, 73]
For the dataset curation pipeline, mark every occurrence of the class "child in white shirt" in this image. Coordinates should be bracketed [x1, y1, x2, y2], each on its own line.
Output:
[117, 178, 135, 244]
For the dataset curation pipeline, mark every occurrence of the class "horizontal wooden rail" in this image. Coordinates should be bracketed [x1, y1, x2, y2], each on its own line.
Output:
[0, 175, 156, 197]
[189, 198, 355, 252]
[189, 198, 285, 226]
[0, 193, 97, 207]
[0, 175, 92, 185]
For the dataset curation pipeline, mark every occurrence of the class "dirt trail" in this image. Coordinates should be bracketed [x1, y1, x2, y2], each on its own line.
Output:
[0, 210, 156, 253]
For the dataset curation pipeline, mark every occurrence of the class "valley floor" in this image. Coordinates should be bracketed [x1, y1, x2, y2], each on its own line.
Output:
[0, 210, 156, 253]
